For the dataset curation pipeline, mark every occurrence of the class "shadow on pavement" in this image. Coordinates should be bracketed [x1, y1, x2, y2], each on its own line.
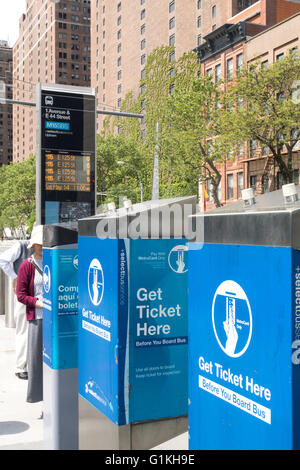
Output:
[0, 421, 30, 435]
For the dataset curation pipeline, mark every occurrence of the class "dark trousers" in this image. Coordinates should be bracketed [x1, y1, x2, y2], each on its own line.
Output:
[27, 319, 43, 403]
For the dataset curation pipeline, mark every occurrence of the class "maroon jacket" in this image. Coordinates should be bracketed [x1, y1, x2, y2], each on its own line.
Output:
[17, 258, 38, 321]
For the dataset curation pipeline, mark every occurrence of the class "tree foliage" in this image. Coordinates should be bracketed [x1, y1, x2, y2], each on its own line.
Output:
[96, 133, 151, 206]
[223, 52, 300, 184]
[0, 156, 36, 233]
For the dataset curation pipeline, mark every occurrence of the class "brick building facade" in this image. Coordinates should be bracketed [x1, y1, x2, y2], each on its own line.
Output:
[13, 0, 91, 162]
[91, 0, 263, 131]
[195, 2, 300, 208]
[0, 41, 13, 166]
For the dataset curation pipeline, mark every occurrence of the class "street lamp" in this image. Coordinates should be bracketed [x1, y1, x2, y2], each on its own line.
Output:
[117, 161, 144, 203]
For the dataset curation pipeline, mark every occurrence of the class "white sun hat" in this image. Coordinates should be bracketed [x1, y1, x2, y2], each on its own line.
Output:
[28, 225, 44, 249]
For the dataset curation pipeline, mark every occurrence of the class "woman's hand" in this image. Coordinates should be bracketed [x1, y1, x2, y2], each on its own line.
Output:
[35, 299, 43, 309]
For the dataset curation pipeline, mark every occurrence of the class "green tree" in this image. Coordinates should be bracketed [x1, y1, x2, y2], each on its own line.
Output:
[0, 156, 36, 234]
[96, 133, 151, 206]
[167, 53, 232, 207]
[224, 52, 300, 185]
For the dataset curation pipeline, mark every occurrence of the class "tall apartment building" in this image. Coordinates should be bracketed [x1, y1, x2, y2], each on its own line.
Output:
[0, 40, 13, 166]
[195, 1, 300, 208]
[13, 0, 91, 162]
[91, 0, 263, 131]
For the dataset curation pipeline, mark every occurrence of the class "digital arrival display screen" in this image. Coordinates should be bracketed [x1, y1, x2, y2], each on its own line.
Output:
[37, 84, 96, 226]
[44, 153, 91, 193]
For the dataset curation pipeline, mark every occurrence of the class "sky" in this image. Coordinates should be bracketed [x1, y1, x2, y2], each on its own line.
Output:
[0, 0, 26, 47]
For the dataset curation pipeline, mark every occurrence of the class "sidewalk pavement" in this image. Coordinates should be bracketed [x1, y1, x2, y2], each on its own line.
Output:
[0, 314, 188, 451]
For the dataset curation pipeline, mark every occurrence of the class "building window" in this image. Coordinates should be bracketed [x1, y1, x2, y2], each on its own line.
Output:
[117, 16, 121, 25]
[117, 2, 121, 12]
[237, 172, 244, 198]
[141, 54, 146, 65]
[198, 0, 201, 9]
[262, 175, 269, 193]
[141, 39, 146, 50]
[212, 5, 216, 18]
[279, 169, 300, 186]
[250, 139, 257, 157]
[276, 52, 284, 61]
[141, 23, 146, 34]
[250, 175, 257, 193]
[227, 174, 234, 200]
[141, 68, 146, 79]
[169, 17, 175, 29]
[277, 91, 284, 103]
[215, 64, 221, 83]
[291, 46, 299, 56]
[118, 70, 122, 80]
[261, 59, 268, 69]
[169, 1, 175, 13]
[227, 58, 233, 80]
[169, 33, 175, 46]
[236, 53, 243, 74]
[170, 50, 175, 62]
[197, 34, 202, 46]
[197, 16, 202, 27]
[237, 141, 244, 156]
[206, 68, 212, 77]
[141, 9, 146, 20]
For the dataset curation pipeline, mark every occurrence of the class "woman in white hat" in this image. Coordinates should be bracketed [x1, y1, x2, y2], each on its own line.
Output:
[17, 225, 44, 417]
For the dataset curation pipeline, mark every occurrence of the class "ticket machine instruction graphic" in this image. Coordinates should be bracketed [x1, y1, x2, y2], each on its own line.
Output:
[212, 280, 252, 359]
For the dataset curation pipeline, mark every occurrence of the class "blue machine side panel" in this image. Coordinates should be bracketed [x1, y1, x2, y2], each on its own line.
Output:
[43, 247, 78, 370]
[43, 248, 53, 368]
[129, 239, 188, 423]
[78, 237, 120, 425]
[292, 249, 300, 449]
[117, 239, 130, 425]
[188, 243, 292, 450]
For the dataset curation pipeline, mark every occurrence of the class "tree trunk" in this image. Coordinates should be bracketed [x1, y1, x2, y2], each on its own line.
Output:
[206, 158, 222, 208]
[274, 152, 293, 185]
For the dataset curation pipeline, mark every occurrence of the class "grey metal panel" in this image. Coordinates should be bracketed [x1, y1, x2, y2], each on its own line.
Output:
[208, 187, 300, 214]
[78, 395, 131, 450]
[43, 225, 78, 248]
[292, 210, 300, 250]
[130, 415, 188, 450]
[78, 196, 197, 239]
[0, 269, 6, 315]
[78, 396, 187, 450]
[43, 364, 78, 450]
[4, 276, 15, 328]
[190, 211, 293, 247]
[189, 188, 300, 248]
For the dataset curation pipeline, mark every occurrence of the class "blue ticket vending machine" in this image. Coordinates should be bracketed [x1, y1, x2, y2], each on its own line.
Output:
[78, 197, 196, 449]
[43, 225, 79, 450]
[188, 192, 300, 450]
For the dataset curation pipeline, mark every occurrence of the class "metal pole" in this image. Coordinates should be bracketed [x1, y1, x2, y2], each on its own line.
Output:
[97, 109, 144, 119]
[152, 121, 159, 200]
[1, 98, 36, 107]
[2, 98, 144, 120]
